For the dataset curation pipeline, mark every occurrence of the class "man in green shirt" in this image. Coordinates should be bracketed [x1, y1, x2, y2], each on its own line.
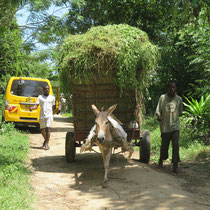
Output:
[155, 82, 183, 173]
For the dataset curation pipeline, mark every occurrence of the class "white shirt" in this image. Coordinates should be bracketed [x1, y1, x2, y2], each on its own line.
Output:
[36, 94, 55, 119]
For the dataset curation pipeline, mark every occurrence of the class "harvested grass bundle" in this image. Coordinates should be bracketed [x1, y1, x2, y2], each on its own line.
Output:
[58, 24, 158, 93]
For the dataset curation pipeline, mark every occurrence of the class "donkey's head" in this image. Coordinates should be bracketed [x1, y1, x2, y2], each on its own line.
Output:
[92, 104, 117, 143]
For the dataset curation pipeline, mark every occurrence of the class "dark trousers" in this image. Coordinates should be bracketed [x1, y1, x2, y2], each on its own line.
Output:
[160, 130, 180, 164]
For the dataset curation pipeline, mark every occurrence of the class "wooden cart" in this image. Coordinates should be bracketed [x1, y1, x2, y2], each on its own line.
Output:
[65, 78, 150, 163]
[60, 25, 157, 164]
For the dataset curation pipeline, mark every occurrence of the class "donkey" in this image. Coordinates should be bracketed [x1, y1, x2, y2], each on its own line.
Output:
[81, 104, 133, 188]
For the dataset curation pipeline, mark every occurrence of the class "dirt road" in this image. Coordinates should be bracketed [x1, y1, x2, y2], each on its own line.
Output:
[29, 115, 210, 210]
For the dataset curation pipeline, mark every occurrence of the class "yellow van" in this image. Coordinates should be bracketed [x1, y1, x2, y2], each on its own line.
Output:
[2, 77, 53, 126]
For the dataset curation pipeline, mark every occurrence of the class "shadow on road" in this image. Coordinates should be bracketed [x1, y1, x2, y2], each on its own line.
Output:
[30, 152, 196, 210]
[54, 115, 73, 123]
[51, 115, 73, 133]
[31, 152, 132, 187]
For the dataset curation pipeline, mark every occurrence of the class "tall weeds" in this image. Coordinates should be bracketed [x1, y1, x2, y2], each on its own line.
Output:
[0, 123, 33, 209]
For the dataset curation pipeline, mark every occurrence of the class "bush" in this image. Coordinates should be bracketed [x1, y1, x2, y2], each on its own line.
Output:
[0, 122, 15, 135]
[183, 94, 210, 145]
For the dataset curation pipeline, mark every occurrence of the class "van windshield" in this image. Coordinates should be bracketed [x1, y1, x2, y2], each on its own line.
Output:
[11, 79, 49, 97]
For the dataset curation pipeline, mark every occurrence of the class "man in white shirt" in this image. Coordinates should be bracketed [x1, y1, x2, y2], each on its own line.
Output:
[30, 85, 55, 150]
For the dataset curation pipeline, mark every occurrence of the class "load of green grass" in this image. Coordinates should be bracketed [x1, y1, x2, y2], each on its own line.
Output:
[58, 24, 158, 93]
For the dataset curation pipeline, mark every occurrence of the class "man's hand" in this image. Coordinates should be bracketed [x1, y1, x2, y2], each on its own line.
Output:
[157, 114, 162, 122]
[29, 104, 38, 111]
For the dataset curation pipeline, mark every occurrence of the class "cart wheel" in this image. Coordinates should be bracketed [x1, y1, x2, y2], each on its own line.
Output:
[65, 132, 76, 162]
[139, 130, 150, 163]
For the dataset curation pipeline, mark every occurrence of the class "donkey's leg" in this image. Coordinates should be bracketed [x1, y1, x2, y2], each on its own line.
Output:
[104, 149, 112, 182]
[101, 148, 112, 188]
[122, 140, 134, 159]
[80, 125, 96, 152]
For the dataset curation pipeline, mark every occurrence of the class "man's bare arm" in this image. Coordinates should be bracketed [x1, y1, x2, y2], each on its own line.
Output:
[29, 104, 39, 111]
[156, 113, 162, 122]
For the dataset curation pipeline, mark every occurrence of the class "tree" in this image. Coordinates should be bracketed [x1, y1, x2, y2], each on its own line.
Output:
[0, 0, 57, 94]
[177, 7, 210, 96]
[0, 1, 28, 93]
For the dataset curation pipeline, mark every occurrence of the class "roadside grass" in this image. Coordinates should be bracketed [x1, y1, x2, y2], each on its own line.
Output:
[61, 111, 73, 118]
[141, 115, 210, 164]
[0, 122, 33, 209]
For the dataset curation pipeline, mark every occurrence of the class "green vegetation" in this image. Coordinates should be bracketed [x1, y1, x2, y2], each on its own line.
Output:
[183, 94, 210, 145]
[0, 123, 33, 209]
[142, 115, 210, 163]
[177, 7, 210, 96]
[0, 1, 58, 94]
[59, 24, 158, 94]
[62, 112, 73, 118]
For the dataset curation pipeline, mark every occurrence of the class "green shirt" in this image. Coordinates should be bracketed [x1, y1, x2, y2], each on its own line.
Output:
[155, 94, 183, 133]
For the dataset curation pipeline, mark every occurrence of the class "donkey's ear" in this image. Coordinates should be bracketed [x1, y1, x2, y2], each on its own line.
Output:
[92, 104, 100, 115]
[106, 104, 117, 114]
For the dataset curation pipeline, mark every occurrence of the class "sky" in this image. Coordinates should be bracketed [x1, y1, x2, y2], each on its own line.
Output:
[15, 5, 69, 70]
[16, 4, 69, 51]
[16, 4, 68, 26]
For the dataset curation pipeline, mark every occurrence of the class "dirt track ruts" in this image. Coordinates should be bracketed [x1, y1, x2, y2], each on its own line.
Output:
[28, 115, 210, 210]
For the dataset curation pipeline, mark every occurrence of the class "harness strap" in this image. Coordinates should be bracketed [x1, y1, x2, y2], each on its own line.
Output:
[92, 148, 123, 155]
